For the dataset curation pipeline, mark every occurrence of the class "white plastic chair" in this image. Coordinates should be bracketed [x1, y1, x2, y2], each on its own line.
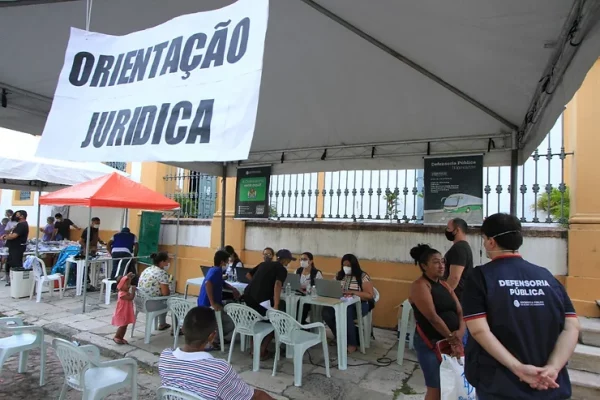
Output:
[362, 287, 380, 348]
[52, 338, 138, 400]
[99, 258, 131, 305]
[157, 386, 207, 400]
[267, 309, 330, 387]
[132, 289, 170, 344]
[0, 317, 46, 386]
[397, 299, 416, 366]
[224, 303, 274, 372]
[212, 310, 225, 354]
[29, 256, 63, 303]
[167, 297, 194, 349]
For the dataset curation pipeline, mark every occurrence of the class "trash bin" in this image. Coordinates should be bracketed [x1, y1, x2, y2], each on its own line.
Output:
[10, 268, 32, 299]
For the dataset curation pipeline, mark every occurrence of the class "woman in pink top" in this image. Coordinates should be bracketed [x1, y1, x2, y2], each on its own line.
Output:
[112, 272, 136, 344]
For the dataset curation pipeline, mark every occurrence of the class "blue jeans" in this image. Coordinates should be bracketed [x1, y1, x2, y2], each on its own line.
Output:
[413, 333, 441, 389]
[322, 301, 370, 347]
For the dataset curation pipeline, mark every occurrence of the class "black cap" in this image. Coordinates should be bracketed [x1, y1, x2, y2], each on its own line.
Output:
[121, 227, 131, 233]
[276, 249, 296, 261]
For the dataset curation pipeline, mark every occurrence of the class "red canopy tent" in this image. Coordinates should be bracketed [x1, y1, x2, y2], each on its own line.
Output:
[39, 172, 179, 209]
[40, 172, 180, 312]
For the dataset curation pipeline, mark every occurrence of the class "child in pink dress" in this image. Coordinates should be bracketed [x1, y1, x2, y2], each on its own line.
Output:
[112, 272, 136, 345]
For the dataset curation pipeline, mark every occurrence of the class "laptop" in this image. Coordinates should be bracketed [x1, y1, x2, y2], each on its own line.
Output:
[236, 267, 252, 284]
[284, 274, 302, 292]
[315, 279, 343, 298]
[200, 266, 212, 277]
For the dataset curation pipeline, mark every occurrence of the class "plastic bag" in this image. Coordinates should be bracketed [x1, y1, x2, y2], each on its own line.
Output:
[440, 354, 477, 400]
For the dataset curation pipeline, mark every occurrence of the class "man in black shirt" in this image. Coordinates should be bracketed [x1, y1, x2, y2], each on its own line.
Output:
[54, 213, 79, 241]
[443, 217, 473, 300]
[244, 249, 293, 358]
[1, 210, 29, 286]
[79, 217, 104, 291]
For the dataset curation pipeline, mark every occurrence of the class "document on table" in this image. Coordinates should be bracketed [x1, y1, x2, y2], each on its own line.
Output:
[260, 300, 273, 310]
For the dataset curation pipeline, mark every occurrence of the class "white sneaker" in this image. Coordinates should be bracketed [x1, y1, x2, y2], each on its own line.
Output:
[0, 276, 5, 281]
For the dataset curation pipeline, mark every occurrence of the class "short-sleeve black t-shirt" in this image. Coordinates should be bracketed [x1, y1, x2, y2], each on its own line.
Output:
[461, 255, 576, 400]
[54, 219, 74, 240]
[443, 240, 473, 299]
[244, 261, 288, 304]
[7, 221, 29, 249]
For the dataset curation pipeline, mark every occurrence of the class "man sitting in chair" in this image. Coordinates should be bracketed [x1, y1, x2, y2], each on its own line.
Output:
[197, 250, 239, 350]
[159, 306, 274, 400]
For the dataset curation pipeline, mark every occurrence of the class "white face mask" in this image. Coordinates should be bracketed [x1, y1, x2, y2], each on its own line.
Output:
[92, 224, 100, 229]
[164, 263, 170, 271]
[221, 264, 228, 272]
[300, 260, 309, 269]
[343, 266, 352, 275]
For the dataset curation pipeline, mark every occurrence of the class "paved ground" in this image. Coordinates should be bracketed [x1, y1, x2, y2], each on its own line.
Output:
[0, 284, 426, 399]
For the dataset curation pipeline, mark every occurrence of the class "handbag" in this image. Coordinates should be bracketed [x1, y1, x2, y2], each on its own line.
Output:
[416, 324, 463, 362]
[440, 354, 477, 400]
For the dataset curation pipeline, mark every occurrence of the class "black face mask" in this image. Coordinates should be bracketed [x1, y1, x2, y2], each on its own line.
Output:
[445, 230, 456, 241]
[263, 255, 272, 262]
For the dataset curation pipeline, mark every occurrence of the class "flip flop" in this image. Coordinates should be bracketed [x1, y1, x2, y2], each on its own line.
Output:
[158, 324, 171, 331]
[113, 338, 125, 345]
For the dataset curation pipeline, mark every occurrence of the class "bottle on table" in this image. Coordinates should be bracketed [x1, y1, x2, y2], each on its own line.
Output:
[285, 282, 291, 296]
[311, 285, 317, 298]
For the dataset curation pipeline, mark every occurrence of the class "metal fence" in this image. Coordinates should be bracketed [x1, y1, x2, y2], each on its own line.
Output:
[163, 168, 218, 218]
[269, 119, 571, 225]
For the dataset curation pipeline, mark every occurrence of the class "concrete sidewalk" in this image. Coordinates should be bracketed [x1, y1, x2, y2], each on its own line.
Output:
[0, 285, 426, 400]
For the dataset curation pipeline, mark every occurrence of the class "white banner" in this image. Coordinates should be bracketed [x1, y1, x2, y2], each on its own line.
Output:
[36, 0, 268, 163]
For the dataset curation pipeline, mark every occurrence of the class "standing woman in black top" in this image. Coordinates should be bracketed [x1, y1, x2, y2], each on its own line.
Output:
[410, 244, 465, 400]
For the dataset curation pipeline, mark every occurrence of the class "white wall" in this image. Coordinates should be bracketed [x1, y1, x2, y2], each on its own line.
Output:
[245, 224, 568, 276]
[159, 223, 211, 248]
[0, 189, 124, 230]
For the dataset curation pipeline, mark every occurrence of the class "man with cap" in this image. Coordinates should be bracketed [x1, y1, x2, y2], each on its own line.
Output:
[243, 249, 293, 359]
[107, 227, 138, 289]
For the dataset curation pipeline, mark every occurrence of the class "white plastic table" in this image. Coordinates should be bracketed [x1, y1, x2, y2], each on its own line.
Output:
[65, 256, 111, 295]
[297, 295, 365, 370]
[184, 277, 248, 299]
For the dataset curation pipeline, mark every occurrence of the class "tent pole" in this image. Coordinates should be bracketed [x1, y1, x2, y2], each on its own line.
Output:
[82, 207, 92, 313]
[509, 131, 519, 216]
[34, 183, 42, 258]
[173, 209, 180, 291]
[220, 163, 227, 248]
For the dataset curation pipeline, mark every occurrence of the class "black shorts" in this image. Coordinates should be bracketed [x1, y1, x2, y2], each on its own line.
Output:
[243, 296, 268, 317]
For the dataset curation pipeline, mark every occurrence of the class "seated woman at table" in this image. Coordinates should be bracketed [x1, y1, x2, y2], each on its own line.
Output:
[409, 244, 464, 400]
[137, 251, 172, 331]
[322, 254, 374, 353]
[295, 252, 323, 324]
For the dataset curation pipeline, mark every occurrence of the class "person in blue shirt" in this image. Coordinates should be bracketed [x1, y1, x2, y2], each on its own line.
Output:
[108, 227, 138, 290]
[462, 213, 580, 400]
[198, 250, 239, 350]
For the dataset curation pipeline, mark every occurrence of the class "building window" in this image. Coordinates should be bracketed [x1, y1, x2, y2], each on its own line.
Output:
[19, 191, 31, 201]
[12, 190, 34, 206]
[103, 162, 127, 172]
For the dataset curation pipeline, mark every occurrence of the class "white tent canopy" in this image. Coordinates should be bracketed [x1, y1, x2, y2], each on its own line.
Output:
[0, 0, 599, 176]
[0, 127, 126, 191]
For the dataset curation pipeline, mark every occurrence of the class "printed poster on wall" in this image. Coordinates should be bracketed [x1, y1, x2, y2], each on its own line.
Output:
[423, 155, 484, 225]
[36, 0, 269, 163]
[235, 166, 271, 218]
